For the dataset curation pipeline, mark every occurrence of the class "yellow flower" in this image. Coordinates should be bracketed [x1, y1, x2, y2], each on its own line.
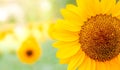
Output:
[48, 23, 55, 39]
[52, 0, 120, 70]
[0, 31, 7, 40]
[0, 29, 13, 41]
[37, 24, 43, 32]
[17, 35, 41, 64]
[0, 24, 14, 40]
[27, 23, 48, 42]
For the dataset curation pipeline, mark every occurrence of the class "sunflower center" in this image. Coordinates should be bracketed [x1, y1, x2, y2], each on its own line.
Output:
[79, 14, 120, 62]
[26, 50, 33, 57]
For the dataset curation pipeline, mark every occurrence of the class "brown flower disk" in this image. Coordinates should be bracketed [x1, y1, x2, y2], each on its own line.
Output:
[79, 14, 120, 62]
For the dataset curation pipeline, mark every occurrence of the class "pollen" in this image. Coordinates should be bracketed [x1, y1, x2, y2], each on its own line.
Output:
[79, 14, 120, 62]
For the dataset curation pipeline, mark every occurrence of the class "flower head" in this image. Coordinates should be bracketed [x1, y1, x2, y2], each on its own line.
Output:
[17, 35, 41, 64]
[52, 0, 120, 70]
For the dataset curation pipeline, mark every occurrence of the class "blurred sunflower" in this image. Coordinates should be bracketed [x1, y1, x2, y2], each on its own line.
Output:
[13, 23, 45, 42]
[17, 35, 41, 64]
[0, 31, 7, 40]
[27, 23, 48, 42]
[28, 22, 54, 41]
[52, 0, 120, 70]
[0, 24, 14, 41]
[48, 22, 55, 39]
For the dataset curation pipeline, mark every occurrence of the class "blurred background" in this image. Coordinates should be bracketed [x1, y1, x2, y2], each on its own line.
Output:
[0, 0, 76, 70]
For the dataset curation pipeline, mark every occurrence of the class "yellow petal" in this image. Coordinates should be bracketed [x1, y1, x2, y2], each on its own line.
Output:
[51, 27, 79, 41]
[118, 54, 120, 62]
[91, 60, 96, 70]
[84, 58, 91, 70]
[55, 19, 82, 32]
[111, 1, 120, 17]
[83, 0, 101, 16]
[96, 62, 106, 70]
[91, 0, 101, 15]
[66, 4, 82, 19]
[115, 56, 120, 64]
[61, 8, 81, 22]
[104, 61, 110, 70]
[76, 0, 101, 20]
[65, 20, 83, 26]
[68, 50, 85, 70]
[109, 58, 120, 70]
[78, 56, 91, 70]
[60, 57, 71, 64]
[76, 0, 90, 21]
[56, 43, 80, 59]
[100, 0, 116, 14]
[53, 40, 79, 48]
[48, 23, 56, 39]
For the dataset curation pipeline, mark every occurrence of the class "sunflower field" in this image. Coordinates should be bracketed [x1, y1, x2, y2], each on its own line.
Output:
[1, 0, 120, 70]
[0, 0, 75, 70]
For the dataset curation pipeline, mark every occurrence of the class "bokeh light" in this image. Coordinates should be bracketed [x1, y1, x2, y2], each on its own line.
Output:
[0, 0, 75, 70]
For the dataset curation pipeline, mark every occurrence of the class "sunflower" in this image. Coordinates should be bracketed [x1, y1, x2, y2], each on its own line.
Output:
[26, 23, 48, 42]
[0, 24, 14, 40]
[0, 31, 7, 40]
[48, 22, 56, 39]
[17, 35, 41, 64]
[52, 0, 120, 70]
